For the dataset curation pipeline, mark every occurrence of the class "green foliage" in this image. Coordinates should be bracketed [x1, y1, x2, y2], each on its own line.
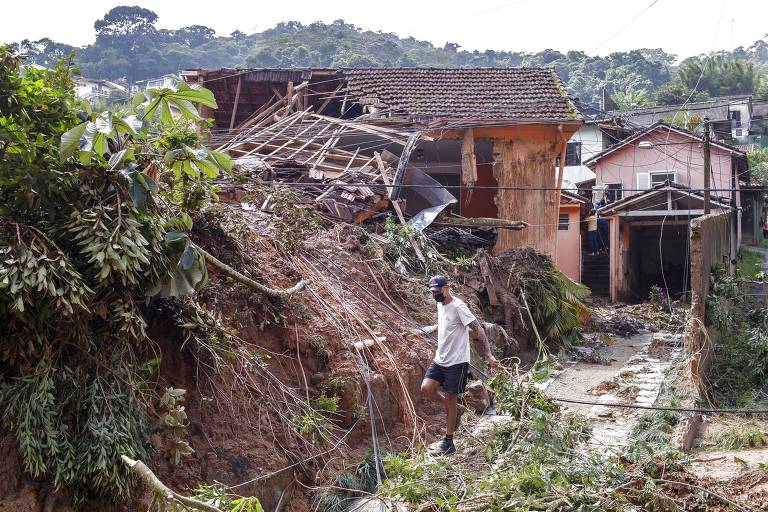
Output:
[707, 265, 768, 405]
[612, 85, 649, 109]
[312, 393, 339, 414]
[519, 258, 590, 349]
[173, 485, 265, 512]
[488, 369, 559, 418]
[0, 44, 225, 505]
[381, 215, 437, 275]
[713, 425, 768, 450]
[159, 388, 195, 465]
[268, 187, 326, 253]
[313, 472, 366, 512]
[381, 368, 626, 510]
[748, 147, 768, 186]
[656, 55, 765, 105]
[0, 359, 150, 505]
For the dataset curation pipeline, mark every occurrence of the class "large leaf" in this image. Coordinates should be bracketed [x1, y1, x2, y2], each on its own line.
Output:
[94, 112, 113, 134]
[166, 84, 217, 109]
[59, 121, 88, 161]
[148, 244, 208, 297]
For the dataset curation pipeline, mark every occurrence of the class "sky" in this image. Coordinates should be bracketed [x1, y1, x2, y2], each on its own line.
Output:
[4, 0, 768, 60]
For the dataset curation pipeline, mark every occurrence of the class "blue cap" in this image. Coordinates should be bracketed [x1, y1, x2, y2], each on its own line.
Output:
[428, 275, 449, 292]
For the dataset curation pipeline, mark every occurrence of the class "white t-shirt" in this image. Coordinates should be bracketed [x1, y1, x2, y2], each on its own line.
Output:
[435, 297, 476, 366]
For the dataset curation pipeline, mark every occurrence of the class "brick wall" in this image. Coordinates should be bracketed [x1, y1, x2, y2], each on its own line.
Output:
[686, 211, 733, 388]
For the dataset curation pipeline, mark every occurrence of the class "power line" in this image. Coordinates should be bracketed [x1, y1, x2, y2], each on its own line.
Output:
[549, 396, 768, 415]
[590, 0, 661, 53]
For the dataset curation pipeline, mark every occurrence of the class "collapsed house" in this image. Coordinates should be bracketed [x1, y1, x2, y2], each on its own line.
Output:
[182, 67, 583, 257]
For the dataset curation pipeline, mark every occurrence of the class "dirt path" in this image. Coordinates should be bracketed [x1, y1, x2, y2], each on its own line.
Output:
[541, 330, 683, 453]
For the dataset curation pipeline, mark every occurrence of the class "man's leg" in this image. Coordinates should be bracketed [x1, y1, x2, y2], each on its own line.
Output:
[445, 392, 459, 436]
[421, 377, 446, 406]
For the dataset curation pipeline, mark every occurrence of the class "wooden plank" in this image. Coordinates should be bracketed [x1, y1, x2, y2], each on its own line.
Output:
[478, 252, 498, 306]
[285, 81, 294, 114]
[376, 151, 425, 263]
[461, 128, 478, 184]
[316, 83, 345, 115]
[228, 76, 243, 131]
[239, 110, 308, 157]
[265, 118, 322, 156]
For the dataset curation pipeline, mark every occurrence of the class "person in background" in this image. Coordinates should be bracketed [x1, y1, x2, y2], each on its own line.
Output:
[597, 210, 609, 254]
[421, 275, 499, 456]
[587, 208, 599, 256]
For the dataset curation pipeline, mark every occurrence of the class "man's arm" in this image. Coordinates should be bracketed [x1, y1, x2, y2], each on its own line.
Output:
[469, 320, 499, 368]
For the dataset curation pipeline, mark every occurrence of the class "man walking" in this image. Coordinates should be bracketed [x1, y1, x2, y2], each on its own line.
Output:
[421, 275, 499, 456]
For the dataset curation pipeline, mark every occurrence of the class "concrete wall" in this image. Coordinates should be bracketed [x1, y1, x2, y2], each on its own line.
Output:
[686, 211, 732, 388]
[556, 203, 582, 282]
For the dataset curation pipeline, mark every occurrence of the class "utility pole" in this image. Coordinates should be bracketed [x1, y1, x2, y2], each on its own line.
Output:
[703, 117, 711, 215]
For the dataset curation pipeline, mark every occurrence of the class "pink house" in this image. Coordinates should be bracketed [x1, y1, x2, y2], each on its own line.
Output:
[583, 122, 748, 302]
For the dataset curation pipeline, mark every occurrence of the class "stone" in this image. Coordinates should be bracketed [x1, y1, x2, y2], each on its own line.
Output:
[462, 379, 490, 414]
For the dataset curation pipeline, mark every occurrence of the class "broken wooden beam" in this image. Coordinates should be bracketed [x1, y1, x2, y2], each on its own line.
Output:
[433, 217, 528, 230]
[478, 251, 498, 306]
[376, 151, 426, 263]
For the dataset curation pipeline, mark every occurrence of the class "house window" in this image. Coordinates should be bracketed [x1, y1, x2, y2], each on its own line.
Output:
[730, 110, 742, 128]
[650, 171, 676, 186]
[558, 213, 570, 230]
[604, 183, 623, 202]
[556, 142, 582, 167]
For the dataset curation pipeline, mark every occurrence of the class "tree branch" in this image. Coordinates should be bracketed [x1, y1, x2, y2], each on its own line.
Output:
[195, 245, 307, 298]
[121, 455, 223, 512]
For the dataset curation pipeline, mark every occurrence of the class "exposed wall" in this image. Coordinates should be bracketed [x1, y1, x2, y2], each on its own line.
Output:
[492, 135, 560, 256]
[686, 211, 732, 388]
[556, 203, 582, 282]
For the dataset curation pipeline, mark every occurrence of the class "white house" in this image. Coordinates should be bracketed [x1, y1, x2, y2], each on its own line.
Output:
[131, 74, 179, 94]
[557, 121, 610, 190]
[74, 77, 126, 101]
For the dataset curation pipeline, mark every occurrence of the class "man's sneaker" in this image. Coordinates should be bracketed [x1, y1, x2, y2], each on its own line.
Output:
[429, 438, 456, 457]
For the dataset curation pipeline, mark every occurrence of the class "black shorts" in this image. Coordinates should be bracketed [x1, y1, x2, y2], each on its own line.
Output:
[424, 361, 470, 395]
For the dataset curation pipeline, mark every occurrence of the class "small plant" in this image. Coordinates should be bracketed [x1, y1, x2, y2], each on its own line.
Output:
[648, 284, 665, 305]
[713, 425, 768, 450]
[312, 393, 339, 414]
[313, 472, 365, 512]
[268, 187, 326, 253]
[310, 335, 332, 363]
[172, 485, 264, 512]
[159, 388, 195, 465]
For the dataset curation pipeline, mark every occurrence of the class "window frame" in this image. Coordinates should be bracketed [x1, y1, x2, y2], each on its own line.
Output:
[558, 213, 570, 231]
[603, 182, 623, 202]
[555, 142, 583, 167]
[649, 170, 677, 186]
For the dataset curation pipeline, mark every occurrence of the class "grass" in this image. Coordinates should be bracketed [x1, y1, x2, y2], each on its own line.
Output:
[712, 425, 768, 450]
[737, 248, 765, 280]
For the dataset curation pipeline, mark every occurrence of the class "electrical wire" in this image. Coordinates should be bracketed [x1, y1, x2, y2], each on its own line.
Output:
[314, 249, 768, 417]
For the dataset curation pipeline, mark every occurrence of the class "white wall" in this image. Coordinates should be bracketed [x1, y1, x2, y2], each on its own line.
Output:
[558, 123, 603, 189]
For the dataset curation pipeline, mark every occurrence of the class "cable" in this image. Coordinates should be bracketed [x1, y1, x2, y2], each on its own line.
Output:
[548, 396, 768, 415]
[589, 0, 661, 53]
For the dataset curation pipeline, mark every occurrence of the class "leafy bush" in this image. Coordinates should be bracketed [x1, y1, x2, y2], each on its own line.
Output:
[0, 45, 229, 504]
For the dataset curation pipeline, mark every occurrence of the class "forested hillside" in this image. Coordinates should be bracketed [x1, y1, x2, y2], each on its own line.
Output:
[12, 5, 768, 107]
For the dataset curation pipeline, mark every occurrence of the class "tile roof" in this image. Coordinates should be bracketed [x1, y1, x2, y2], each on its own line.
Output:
[341, 68, 580, 123]
[583, 121, 747, 169]
[608, 95, 752, 127]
